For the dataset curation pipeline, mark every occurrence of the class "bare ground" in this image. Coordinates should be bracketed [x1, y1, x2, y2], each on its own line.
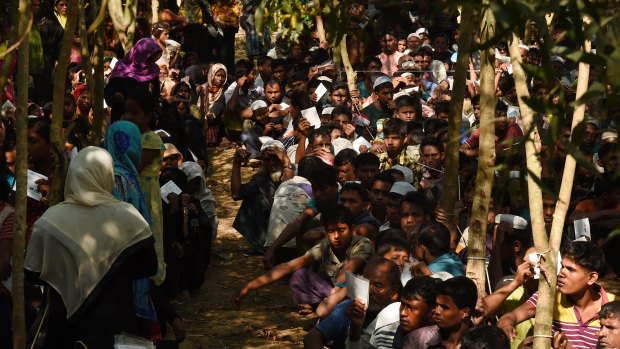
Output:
[176, 146, 318, 349]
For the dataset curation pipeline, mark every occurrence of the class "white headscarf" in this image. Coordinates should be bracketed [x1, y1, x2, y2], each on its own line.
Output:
[25, 147, 153, 319]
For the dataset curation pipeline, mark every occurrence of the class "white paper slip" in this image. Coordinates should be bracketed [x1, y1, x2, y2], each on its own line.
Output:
[573, 218, 591, 241]
[160, 180, 183, 204]
[314, 83, 328, 101]
[279, 103, 290, 110]
[301, 107, 322, 128]
[352, 137, 372, 153]
[346, 272, 369, 307]
[12, 170, 48, 201]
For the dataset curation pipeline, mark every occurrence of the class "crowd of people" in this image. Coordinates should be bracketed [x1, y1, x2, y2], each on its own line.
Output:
[0, 0, 619, 348]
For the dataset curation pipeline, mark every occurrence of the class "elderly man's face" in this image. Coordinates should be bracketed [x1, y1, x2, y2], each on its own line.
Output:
[599, 316, 620, 349]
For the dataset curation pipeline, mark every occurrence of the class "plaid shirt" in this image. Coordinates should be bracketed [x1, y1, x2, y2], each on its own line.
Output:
[378, 149, 421, 188]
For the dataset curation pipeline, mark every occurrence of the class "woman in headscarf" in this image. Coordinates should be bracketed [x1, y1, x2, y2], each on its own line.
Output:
[198, 63, 227, 146]
[24, 147, 157, 348]
[181, 161, 218, 240]
[104, 38, 162, 123]
[123, 87, 168, 286]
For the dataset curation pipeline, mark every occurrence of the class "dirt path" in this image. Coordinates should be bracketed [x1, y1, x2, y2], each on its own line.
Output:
[176, 146, 318, 348]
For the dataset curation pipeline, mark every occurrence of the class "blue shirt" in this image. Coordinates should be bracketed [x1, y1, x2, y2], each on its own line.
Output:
[428, 252, 465, 277]
[316, 299, 353, 346]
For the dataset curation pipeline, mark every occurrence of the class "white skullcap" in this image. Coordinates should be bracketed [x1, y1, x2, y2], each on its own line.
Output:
[415, 28, 429, 36]
[251, 100, 268, 111]
[260, 139, 285, 152]
[321, 107, 335, 116]
[550, 56, 565, 64]
[602, 130, 617, 140]
[373, 75, 392, 90]
[495, 214, 528, 230]
[407, 33, 421, 40]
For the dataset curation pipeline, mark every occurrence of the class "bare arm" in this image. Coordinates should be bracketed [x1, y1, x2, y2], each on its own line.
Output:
[316, 287, 347, 318]
[497, 301, 536, 341]
[230, 149, 248, 200]
[233, 254, 314, 306]
[484, 261, 533, 317]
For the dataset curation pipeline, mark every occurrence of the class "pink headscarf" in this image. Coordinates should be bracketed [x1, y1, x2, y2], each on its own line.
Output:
[109, 38, 163, 83]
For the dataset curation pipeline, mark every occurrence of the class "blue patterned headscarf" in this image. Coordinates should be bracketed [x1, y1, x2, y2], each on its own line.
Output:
[102, 121, 150, 223]
[102, 121, 155, 321]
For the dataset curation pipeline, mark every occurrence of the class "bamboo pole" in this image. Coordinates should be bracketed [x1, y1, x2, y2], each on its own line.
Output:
[12, 0, 31, 347]
[440, 3, 474, 247]
[49, 0, 79, 206]
[90, 0, 106, 145]
[529, 33, 592, 349]
[465, 5, 496, 295]
[339, 34, 358, 105]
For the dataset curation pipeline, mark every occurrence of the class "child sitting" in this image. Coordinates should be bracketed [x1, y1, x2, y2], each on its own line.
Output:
[233, 204, 373, 313]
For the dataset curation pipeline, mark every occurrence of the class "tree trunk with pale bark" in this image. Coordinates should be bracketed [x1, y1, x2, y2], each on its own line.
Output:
[466, 5, 496, 295]
[441, 4, 474, 247]
[12, 0, 31, 346]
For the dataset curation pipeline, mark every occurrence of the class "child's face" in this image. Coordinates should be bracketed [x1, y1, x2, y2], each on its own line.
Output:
[340, 189, 368, 218]
[395, 106, 417, 122]
[383, 247, 409, 271]
[311, 135, 332, 152]
[400, 202, 428, 234]
[331, 88, 348, 106]
[433, 294, 468, 329]
[337, 163, 356, 184]
[326, 221, 353, 253]
[253, 107, 269, 125]
[333, 114, 352, 128]
[399, 296, 432, 333]
[384, 133, 406, 156]
[398, 39, 407, 53]
[385, 195, 401, 227]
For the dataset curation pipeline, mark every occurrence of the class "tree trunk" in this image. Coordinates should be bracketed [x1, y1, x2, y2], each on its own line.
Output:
[49, 0, 79, 206]
[466, 5, 496, 295]
[12, 0, 31, 347]
[90, 0, 106, 145]
[316, 16, 327, 44]
[0, 0, 20, 97]
[441, 4, 474, 247]
[530, 35, 592, 349]
[78, 0, 95, 107]
[507, 35, 546, 251]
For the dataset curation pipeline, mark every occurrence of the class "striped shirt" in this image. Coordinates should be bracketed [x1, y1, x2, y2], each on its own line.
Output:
[526, 286, 615, 349]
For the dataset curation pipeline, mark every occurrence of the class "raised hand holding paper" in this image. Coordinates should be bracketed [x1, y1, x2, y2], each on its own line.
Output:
[160, 180, 183, 204]
[346, 272, 369, 308]
[301, 107, 322, 128]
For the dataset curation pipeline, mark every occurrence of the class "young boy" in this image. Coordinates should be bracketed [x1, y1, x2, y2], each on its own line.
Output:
[372, 119, 421, 187]
[241, 100, 283, 159]
[340, 182, 382, 238]
[498, 241, 616, 349]
[353, 153, 381, 189]
[334, 148, 358, 184]
[411, 222, 465, 277]
[405, 276, 478, 348]
[394, 95, 422, 127]
[233, 205, 373, 310]
[400, 276, 439, 345]
[376, 236, 411, 271]
[332, 105, 357, 142]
